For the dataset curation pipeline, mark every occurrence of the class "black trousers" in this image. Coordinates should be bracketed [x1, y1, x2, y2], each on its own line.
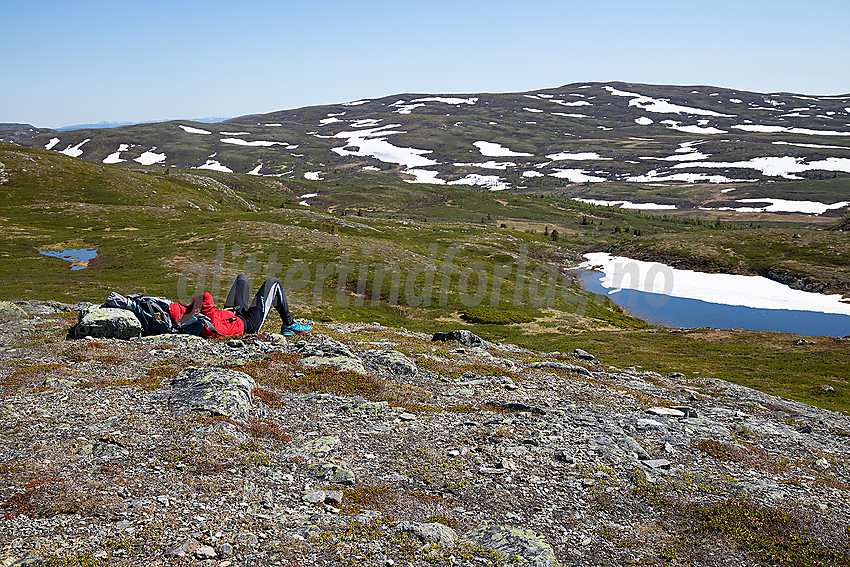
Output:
[225, 275, 294, 334]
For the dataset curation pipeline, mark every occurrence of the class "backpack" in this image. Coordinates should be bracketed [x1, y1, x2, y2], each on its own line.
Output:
[128, 295, 180, 335]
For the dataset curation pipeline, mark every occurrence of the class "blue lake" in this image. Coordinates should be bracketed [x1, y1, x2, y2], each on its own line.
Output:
[578, 270, 850, 338]
[39, 248, 98, 270]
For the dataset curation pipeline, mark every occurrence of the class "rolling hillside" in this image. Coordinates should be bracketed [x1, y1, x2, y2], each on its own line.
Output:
[16, 82, 850, 219]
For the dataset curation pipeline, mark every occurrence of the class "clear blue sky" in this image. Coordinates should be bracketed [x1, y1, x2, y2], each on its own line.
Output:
[4, 0, 849, 128]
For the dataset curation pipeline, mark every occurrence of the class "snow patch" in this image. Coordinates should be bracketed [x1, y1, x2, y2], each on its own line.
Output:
[453, 161, 517, 170]
[474, 141, 533, 157]
[546, 151, 611, 161]
[701, 198, 849, 215]
[604, 86, 733, 117]
[304, 172, 323, 181]
[135, 147, 166, 165]
[660, 120, 726, 134]
[179, 125, 212, 134]
[60, 139, 90, 158]
[673, 156, 850, 179]
[448, 174, 510, 191]
[572, 198, 677, 210]
[196, 159, 232, 172]
[733, 125, 850, 136]
[635, 117, 654, 125]
[550, 169, 606, 183]
[103, 144, 129, 164]
[45, 138, 60, 150]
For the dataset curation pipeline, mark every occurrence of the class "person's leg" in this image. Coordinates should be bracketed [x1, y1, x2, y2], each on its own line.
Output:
[241, 277, 295, 333]
[225, 274, 251, 310]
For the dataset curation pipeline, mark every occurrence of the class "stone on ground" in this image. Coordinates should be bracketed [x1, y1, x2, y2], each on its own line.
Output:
[167, 366, 256, 422]
[73, 306, 142, 339]
[459, 524, 557, 567]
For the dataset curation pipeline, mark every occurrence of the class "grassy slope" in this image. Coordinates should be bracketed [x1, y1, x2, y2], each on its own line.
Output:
[1, 142, 848, 413]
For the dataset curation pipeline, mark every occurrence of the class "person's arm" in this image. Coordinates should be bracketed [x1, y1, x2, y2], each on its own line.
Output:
[178, 294, 204, 324]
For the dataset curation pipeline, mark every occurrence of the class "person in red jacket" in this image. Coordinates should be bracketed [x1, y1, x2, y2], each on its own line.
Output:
[169, 275, 311, 337]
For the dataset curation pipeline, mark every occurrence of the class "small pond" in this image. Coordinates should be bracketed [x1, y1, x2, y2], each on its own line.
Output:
[39, 248, 98, 270]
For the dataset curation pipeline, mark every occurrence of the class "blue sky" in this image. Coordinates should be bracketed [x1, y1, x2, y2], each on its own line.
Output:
[4, 0, 849, 128]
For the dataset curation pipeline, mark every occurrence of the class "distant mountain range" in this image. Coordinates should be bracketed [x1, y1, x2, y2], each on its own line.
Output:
[8, 82, 850, 206]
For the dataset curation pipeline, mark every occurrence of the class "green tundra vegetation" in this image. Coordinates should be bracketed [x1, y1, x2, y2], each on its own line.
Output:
[1, 142, 848, 413]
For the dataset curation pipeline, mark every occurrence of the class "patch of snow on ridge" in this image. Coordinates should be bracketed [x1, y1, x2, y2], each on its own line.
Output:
[572, 198, 677, 210]
[247, 164, 263, 175]
[626, 170, 745, 183]
[551, 99, 592, 107]
[135, 147, 166, 165]
[522, 171, 544, 177]
[523, 107, 544, 113]
[448, 174, 510, 191]
[603, 86, 733, 117]
[701, 198, 849, 215]
[196, 159, 232, 172]
[304, 172, 323, 181]
[60, 139, 90, 157]
[103, 144, 129, 164]
[546, 151, 611, 161]
[393, 103, 425, 115]
[179, 125, 212, 134]
[552, 112, 588, 118]
[342, 100, 370, 106]
[45, 138, 60, 150]
[221, 138, 287, 147]
[579, 252, 850, 316]
[319, 117, 341, 124]
[673, 156, 850, 179]
[220, 131, 250, 135]
[772, 141, 849, 150]
[411, 96, 478, 105]
[733, 125, 850, 136]
[331, 124, 438, 176]
[550, 169, 606, 183]
[660, 120, 726, 134]
[635, 117, 653, 125]
[474, 141, 533, 157]
[453, 161, 516, 170]
[404, 169, 445, 184]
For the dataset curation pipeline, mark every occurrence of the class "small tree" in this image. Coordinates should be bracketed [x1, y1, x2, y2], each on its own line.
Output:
[550, 229, 559, 241]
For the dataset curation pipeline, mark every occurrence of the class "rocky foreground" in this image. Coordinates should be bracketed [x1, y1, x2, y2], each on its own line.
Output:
[0, 301, 849, 567]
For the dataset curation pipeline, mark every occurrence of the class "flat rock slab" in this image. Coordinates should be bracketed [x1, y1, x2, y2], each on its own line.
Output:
[297, 338, 367, 375]
[646, 407, 687, 418]
[293, 435, 341, 457]
[361, 349, 418, 376]
[527, 361, 591, 377]
[432, 330, 487, 348]
[395, 521, 458, 547]
[0, 301, 30, 322]
[74, 306, 142, 340]
[459, 524, 557, 567]
[168, 366, 256, 422]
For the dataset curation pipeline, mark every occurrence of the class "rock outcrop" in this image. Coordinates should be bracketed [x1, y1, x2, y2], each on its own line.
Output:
[72, 305, 142, 339]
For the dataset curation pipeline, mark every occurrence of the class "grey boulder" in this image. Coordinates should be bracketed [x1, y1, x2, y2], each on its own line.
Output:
[73, 306, 142, 339]
[168, 366, 256, 422]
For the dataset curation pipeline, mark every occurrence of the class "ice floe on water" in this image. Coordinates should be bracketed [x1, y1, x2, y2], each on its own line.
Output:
[701, 198, 849, 215]
[550, 169, 606, 183]
[580, 252, 850, 316]
[733, 124, 850, 136]
[45, 138, 60, 150]
[135, 147, 166, 165]
[474, 141, 533, 157]
[572, 198, 677, 210]
[60, 139, 90, 158]
[448, 174, 509, 191]
[603, 86, 733, 117]
[220, 138, 288, 147]
[179, 125, 212, 134]
[453, 161, 517, 170]
[673, 156, 850, 179]
[103, 144, 130, 164]
[546, 151, 611, 161]
[196, 159, 232, 173]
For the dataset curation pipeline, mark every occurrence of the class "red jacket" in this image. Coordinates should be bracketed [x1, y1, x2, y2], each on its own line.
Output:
[169, 292, 244, 337]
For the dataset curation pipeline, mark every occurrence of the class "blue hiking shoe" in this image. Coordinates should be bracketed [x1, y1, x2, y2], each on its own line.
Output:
[281, 320, 312, 336]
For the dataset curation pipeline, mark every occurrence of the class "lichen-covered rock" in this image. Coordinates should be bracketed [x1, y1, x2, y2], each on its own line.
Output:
[432, 329, 486, 347]
[346, 400, 390, 415]
[0, 301, 29, 322]
[362, 349, 418, 376]
[133, 334, 208, 348]
[73, 306, 142, 339]
[168, 366, 256, 422]
[459, 524, 557, 567]
[78, 438, 130, 461]
[395, 521, 458, 547]
[527, 360, 591, 377]
[15, 300, 71, 316]
[293, 435, 341, 457]
[306, 462, 355, 485]
[297, 337, 366, 374]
